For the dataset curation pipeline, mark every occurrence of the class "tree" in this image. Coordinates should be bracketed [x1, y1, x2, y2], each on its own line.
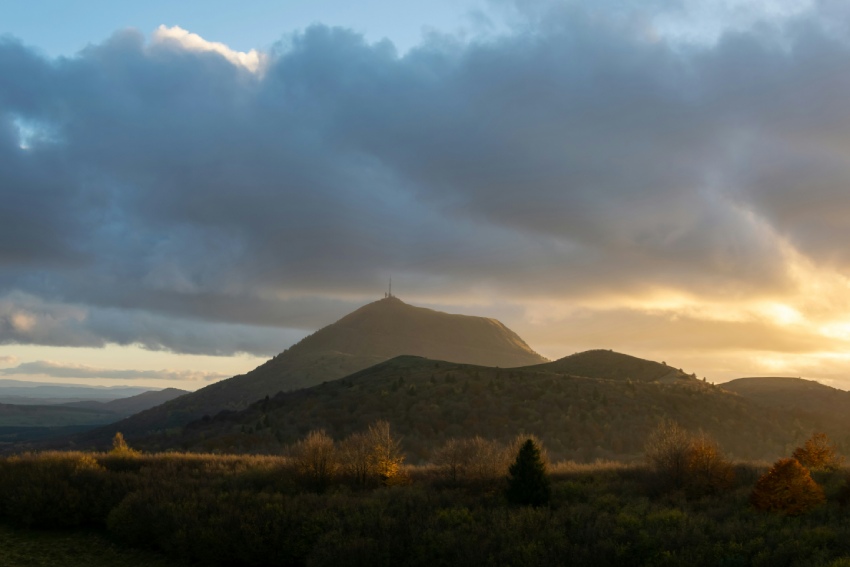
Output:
[751, 458, 825, 515]
[644, 420, 693, 490]
[686, 432, 735, 496]
[367, 420, 405, 485]
[110, 432, 139, 456]
[433, 438, 470, 484]
[339, 431, 372, 487]
[792, 432, 844, 471]
[505, 438, 551, 507]
[292, 430, 338, 491]
[644, 422, 735, 495]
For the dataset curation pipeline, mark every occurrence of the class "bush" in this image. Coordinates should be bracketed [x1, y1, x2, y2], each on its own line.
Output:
[750, 458, 825, 515]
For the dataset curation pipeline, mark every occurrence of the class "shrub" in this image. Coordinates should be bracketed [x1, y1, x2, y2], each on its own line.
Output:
[792, 433, 844, 471]
[0, 452, 126, 527]
[750, 458, 825, 515]
[505, 438, 551, 507]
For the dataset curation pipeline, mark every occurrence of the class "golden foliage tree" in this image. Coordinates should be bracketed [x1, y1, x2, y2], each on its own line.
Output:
[110, 432, 139, 456]
[792, 432, 844, 471]
[751, 458, 825, 515]
[367, 420, 405, 485]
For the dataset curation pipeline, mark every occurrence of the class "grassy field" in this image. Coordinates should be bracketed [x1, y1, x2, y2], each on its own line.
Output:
[0, 523, 180, 567]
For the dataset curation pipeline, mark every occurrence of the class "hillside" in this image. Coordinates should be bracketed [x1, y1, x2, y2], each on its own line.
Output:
[721, 377, 850, 427]
[162, 352, 816, 462]
[64, 297, 547, 443]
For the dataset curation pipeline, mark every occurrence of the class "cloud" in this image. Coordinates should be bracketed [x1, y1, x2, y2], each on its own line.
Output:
[1, 5, 850, 366]
[151, 25, 265, 73]
[0, 355, 17, 366]
[0, 360, 225, 381]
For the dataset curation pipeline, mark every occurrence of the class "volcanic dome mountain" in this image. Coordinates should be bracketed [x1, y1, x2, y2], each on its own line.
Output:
[74, 296, 547, 441]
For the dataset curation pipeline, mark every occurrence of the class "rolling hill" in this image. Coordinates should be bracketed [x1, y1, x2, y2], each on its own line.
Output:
[721, 377, 850, 429]
[60, 296, 547, 445]
[157, 351, 817, 462]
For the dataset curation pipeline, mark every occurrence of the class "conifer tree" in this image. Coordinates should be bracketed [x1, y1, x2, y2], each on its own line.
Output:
[506, 438, 551, 506]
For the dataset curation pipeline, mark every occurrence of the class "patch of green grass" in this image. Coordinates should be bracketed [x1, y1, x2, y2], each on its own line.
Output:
[0, 523, 180, 567]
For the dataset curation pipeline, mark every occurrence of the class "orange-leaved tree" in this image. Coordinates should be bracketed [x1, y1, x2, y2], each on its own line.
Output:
[750, 458, 825, 515]
[792, 432, 844, 471]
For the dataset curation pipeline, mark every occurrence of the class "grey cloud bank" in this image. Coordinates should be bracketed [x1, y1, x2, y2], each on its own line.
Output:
[1, 1, 849, 357]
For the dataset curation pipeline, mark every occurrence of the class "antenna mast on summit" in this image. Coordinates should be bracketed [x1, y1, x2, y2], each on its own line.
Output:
[388, 277, 392, 298]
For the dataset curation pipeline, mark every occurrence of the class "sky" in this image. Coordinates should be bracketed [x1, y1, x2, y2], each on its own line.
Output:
[3, 0, 850, 391]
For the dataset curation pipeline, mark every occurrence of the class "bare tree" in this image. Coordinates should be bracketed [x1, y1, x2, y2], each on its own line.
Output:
[433, 438, 472, 484]
[292, 430, 338, 491]
[645, 420, 693, 490]
[339, 431, 372, 486]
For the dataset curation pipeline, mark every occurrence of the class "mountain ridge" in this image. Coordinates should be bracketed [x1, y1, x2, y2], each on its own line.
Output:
[54, 296, 548, 445]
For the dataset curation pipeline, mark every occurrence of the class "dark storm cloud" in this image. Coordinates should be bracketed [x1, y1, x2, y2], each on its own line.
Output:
[1, 2, 849, 355]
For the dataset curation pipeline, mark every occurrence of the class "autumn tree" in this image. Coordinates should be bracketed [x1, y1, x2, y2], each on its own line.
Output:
[110, 432, 139, 456]
[644, 421, 734, 495]
[792, 432, 844, 471]
[506, 438, 551, 507]
[292, 430, 339, 491]
[751, 458, 825, 515]
[367, 420, 405, 484]
[686, 432, 736, 496]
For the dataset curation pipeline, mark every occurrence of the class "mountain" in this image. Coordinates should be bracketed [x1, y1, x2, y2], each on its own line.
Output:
[531, 349, 693, 383]
[161, 351, 814, 462]
[721, 377, 850, 428]
[62, 296, 547, 444]
[61, 388, 188, 416]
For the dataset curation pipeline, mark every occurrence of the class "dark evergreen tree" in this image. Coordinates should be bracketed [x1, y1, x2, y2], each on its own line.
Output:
[506, 438, 551, 506]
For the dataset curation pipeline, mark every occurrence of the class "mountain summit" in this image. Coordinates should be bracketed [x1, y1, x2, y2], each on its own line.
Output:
[70, 296, 547, 443]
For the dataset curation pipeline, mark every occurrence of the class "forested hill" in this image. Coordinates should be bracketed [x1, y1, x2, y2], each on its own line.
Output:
[56, 297, 547, 446]
[530, 349, 693, 383]
[163, 353, 819, 463]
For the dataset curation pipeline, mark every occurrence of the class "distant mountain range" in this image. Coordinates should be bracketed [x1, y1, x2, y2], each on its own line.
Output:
[0, 388, 187, 446]
[0, 380, 155, 404]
